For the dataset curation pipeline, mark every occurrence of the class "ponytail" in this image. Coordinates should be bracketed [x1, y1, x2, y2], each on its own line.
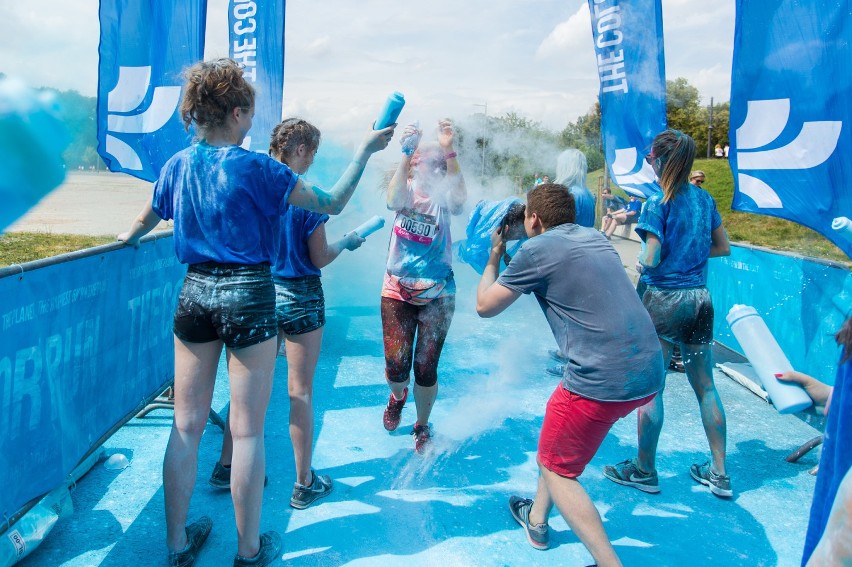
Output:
[651, 129, 696, 204]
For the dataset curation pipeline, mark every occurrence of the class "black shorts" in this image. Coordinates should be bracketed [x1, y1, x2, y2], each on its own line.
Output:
[274, 275, 325, 335]
[173, 262, 277, 349]
[641, 286, 714, 345]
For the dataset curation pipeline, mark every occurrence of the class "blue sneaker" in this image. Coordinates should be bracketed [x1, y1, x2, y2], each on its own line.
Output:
[233, 531, 282, 566]
[603, 459, 660, 494]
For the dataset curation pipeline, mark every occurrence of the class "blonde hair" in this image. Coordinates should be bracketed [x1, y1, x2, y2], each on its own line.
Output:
[651, 129, 696, 203]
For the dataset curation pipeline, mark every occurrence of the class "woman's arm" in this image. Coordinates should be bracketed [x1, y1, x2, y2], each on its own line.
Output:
[438, 119, 466, 215]
[387, 155, 412, 211]
[709, 224, 731, 257]
[639, 234, 662, 268]
[118, 200, 163, 247]
[307, 223, 365, 269]
[288, 125, 394, 215]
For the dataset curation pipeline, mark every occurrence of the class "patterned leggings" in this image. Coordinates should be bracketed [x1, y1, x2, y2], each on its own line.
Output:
[380, 295, 456, 387]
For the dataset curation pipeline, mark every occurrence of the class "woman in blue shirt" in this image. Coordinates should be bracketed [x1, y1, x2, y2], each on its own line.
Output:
[210, 118, 366, 510]
[554, 148, 595, 228]
[118, 59, 393, 566]
[603, 129, 732, 499]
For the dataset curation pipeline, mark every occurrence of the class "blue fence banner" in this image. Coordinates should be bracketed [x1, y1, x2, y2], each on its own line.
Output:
[97, 0, 207, 182]
[587, 0, 667, 198]
[229, 0, 286, 152]
[708, 244, 851, 386]
[730, 0, 851, 258]
[0, 237, 185, 523]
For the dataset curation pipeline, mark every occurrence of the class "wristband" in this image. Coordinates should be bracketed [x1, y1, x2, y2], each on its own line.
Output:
[444, 151, 457, 160]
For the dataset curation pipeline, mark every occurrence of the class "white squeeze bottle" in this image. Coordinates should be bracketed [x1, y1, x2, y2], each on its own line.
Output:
[726, 304, 812, 414]
[352, 215, 385, 238]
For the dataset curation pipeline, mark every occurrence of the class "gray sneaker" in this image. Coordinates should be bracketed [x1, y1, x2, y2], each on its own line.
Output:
[208, 463, 268, 490]
[690, 462, 733, 498]
[233, 531, 281, 566]
[168, 516, 213, 567]
[290, 469, 333, 509]
[508, 496, 549, 550]
[603, 459, 660, 493]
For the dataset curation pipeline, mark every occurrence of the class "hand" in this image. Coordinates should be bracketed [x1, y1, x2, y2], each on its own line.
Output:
[778, 371, 833, 408]
[341, 232, 366, 251]
[490, 226, 507, 255]
[437, 119, 455, 151]
[360, 125, 395, 155]
[117, 231, 140, 249]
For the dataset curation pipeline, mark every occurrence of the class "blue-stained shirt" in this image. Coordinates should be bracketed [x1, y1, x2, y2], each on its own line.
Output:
[802, 354, 852, 565]
[272, 206, 329, 278]
[635, 183, 722, 288]
[570, 185, 596, 228]
[626, 198, 642, 216]
[152, 142, 298, 265]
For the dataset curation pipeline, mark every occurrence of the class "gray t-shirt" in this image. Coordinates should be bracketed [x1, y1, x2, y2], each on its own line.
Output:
[497, 224, 663, 402]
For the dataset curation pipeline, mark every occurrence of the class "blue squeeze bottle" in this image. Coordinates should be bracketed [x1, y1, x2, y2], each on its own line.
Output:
[374, 92, 405, 130]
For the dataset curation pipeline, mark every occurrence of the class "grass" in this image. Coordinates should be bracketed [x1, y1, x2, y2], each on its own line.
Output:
[0, 232, 114, 266]
[590, 159, 850, 267]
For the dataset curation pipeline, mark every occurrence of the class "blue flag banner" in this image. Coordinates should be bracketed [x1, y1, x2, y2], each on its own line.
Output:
[730, 0, 851, 257]
[229, 0, 286, 152]
[0, 236, 185, 524]
[587, 0, 667, 198]
[97, 0, 207, 182]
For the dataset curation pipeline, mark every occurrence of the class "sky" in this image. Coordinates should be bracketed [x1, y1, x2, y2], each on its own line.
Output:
[0, 0, 735, 150]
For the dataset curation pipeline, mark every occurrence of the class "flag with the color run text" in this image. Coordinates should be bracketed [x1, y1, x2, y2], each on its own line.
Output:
[587, 0, 666, 198]
[730, 0, 851, 259]
[97, 0, 207, 182]
[229, 0, 286, 153]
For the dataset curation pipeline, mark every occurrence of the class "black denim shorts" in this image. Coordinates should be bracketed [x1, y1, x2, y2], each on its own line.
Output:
[274, 275, 325, 335]
[641, 285, 714, 345]
[174, 262, 277, 349]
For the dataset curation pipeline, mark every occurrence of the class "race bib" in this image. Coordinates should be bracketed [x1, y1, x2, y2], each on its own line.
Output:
[394, 209, 438, 245]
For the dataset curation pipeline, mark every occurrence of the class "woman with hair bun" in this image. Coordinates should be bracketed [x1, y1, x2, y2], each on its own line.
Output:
[119, 58, 393, 566]
[603, 129, 732, 499]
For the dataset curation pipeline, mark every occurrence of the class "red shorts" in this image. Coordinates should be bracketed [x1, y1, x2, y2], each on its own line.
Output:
[537, 385, 656, 478]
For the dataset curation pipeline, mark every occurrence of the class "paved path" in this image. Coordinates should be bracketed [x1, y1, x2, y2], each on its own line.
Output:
[17, 242, 821, 567]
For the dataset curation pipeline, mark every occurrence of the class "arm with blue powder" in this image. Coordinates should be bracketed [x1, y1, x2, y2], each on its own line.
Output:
[288, 125, 394, 215]
[307, 223, 365, 269]
[437, 119, 466, 215]
[387, 123, 420, 211]
[709, 224, 730, 257]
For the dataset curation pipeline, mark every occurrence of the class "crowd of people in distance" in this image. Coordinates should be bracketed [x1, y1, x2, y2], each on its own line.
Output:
[116, 57, 847, 567]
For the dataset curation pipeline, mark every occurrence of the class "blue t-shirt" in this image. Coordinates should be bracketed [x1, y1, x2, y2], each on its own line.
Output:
[570, 185, 595, 228]
[153, 142, 298, 265]
[801, 354, 852, 565]
[635, 183, 722, 288]
[272, 205, 329, 278]
[626, 198, 642, 217]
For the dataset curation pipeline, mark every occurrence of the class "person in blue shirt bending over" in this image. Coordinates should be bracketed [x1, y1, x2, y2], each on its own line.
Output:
[209, 118, 367, 511]
[554, 148, 595, 228]
[603, 129, 732, 499]
[118, 58, 394, 567]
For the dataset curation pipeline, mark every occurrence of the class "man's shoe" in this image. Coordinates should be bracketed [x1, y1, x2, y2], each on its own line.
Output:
[383, 388, 408, 431]
[208, 462, 268, 490]
[508, 496, 549, 550]
[290, 469, 333, 509]
[411, 423, 432, 454]
[690, 462, 733, 498]
[233, 531, 282, 566]
[545, 364, 564, 377]
[603, 459, 660, 493]
[168, 516, 213, 567]
[548, 349, 568, 363]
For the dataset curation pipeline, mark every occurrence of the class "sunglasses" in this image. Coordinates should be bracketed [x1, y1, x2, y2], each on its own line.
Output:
[691, 178, 704, 185]
[644, 154, 656, 166]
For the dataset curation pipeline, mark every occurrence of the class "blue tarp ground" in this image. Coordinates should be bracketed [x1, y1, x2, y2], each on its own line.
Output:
[18, 238, 820, 567]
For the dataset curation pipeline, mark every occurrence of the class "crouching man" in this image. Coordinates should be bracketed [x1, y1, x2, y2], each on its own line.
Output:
[476, 183, 664, 567]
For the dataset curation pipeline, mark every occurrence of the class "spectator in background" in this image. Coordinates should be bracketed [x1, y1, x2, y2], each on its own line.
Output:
[555, 149, 595, 228]
[723, 144, 730, 159]
[689, 170, 706, 187]
[714, 144, 724, 159]
[602, 194, 642, 240]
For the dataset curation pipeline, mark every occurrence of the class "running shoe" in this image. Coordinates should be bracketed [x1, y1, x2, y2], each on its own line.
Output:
[411, 423, 432, 454]
[690, 461, 733, 498]
[383, 388, 408, 431]
[508, 496, 549, 550]
[290, 469, 333, 509]
[603, 459, 660, 493]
